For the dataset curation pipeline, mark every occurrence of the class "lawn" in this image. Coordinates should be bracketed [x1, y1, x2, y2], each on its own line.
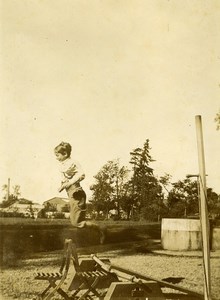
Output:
[0, 218, 161, 266]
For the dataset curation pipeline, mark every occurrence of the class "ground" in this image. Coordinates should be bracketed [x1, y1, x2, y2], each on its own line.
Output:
[0, 240, 220, 300]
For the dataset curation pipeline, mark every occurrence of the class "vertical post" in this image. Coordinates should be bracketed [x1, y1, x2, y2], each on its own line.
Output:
[195, 115, 211, 300]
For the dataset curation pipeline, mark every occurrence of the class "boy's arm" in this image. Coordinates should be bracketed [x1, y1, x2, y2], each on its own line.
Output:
[58, 180, 68, 192]
[58, 161, 85, 192]
[65, 173, 85, 187]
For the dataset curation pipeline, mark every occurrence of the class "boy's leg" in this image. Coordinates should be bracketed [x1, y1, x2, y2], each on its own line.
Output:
[69, 190, 87, 228]
[69, 189, 106, 244]
[69, 191, 87, 247]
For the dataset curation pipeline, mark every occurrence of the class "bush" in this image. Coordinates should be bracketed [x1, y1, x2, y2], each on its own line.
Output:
[53, 212, 66, 219]
[0, 211, 25, 218]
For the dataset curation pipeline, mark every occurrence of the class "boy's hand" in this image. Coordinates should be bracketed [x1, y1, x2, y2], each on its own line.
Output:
[58, 182, 67, 192]
[58, 185, 65, 192]
[58, 181, 71, 192]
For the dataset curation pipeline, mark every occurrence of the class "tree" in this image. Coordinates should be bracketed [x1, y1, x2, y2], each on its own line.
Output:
[90, 161, 115, 218]
[159, 173, 172, 194]
[90, 160, 129, 219]
[214, 110, 220, 130]
[12, 185, 21, 198]
[111, 161, 129, 218]
[167, 178, 220, 219]
[129, 140, 154, 210]
[119, 180, 135, 220]
[0, 184, 21, 208]
[206, 188, 220, 218]
[167, 178, 199, 218]
[129, 139, 164, 221]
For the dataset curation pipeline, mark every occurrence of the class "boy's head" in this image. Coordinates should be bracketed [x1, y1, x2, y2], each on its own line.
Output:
[54, 142, 72, 162]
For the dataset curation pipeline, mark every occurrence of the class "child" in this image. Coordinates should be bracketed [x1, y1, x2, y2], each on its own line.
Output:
[54, 141, 105, 244]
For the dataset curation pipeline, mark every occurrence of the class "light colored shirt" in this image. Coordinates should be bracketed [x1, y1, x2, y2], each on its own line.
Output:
[59, 157, 85, 193]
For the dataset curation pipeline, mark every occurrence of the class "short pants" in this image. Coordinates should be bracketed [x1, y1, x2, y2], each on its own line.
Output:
[67, 187, 87, 228]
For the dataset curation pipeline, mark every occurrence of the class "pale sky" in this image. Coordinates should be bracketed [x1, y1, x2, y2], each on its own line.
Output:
[0, 1, 220, 203]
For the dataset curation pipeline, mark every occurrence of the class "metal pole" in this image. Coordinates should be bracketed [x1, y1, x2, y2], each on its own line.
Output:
[195, 115, 211, 300]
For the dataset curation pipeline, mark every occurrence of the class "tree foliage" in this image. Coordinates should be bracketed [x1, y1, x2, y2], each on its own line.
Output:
[167, 178, 220, 219]
[214, 110, 220, 130]
[90, 160, 129, 218]
[207, 188, 220, 217]
[129, 139, 165, 221]
[167, 179, 199, 218]
[0, 184, 21, 208]
[88, 139, 219, 222]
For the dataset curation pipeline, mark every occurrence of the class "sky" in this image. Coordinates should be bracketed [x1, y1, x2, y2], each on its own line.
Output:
[0, 0, 220, 203]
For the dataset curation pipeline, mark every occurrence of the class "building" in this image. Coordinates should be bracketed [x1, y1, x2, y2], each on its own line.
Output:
[43, 197, 70, 212]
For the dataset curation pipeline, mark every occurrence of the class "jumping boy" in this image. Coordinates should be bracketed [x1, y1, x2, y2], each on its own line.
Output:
[54, 141, 105, 244]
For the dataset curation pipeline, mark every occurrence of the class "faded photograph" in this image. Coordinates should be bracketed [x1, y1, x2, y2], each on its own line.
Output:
[0, 1, 220, 299]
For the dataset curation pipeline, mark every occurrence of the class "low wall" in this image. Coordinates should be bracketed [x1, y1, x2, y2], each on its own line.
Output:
[161, 218, 202, 251]
[161, 218, 220, 251]
[212, 227, 220, 250]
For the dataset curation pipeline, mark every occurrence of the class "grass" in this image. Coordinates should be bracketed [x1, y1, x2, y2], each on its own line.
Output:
[0, 218, 161, 266]
[0, 217, 70, 226]
[0, 217, 160, 227]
